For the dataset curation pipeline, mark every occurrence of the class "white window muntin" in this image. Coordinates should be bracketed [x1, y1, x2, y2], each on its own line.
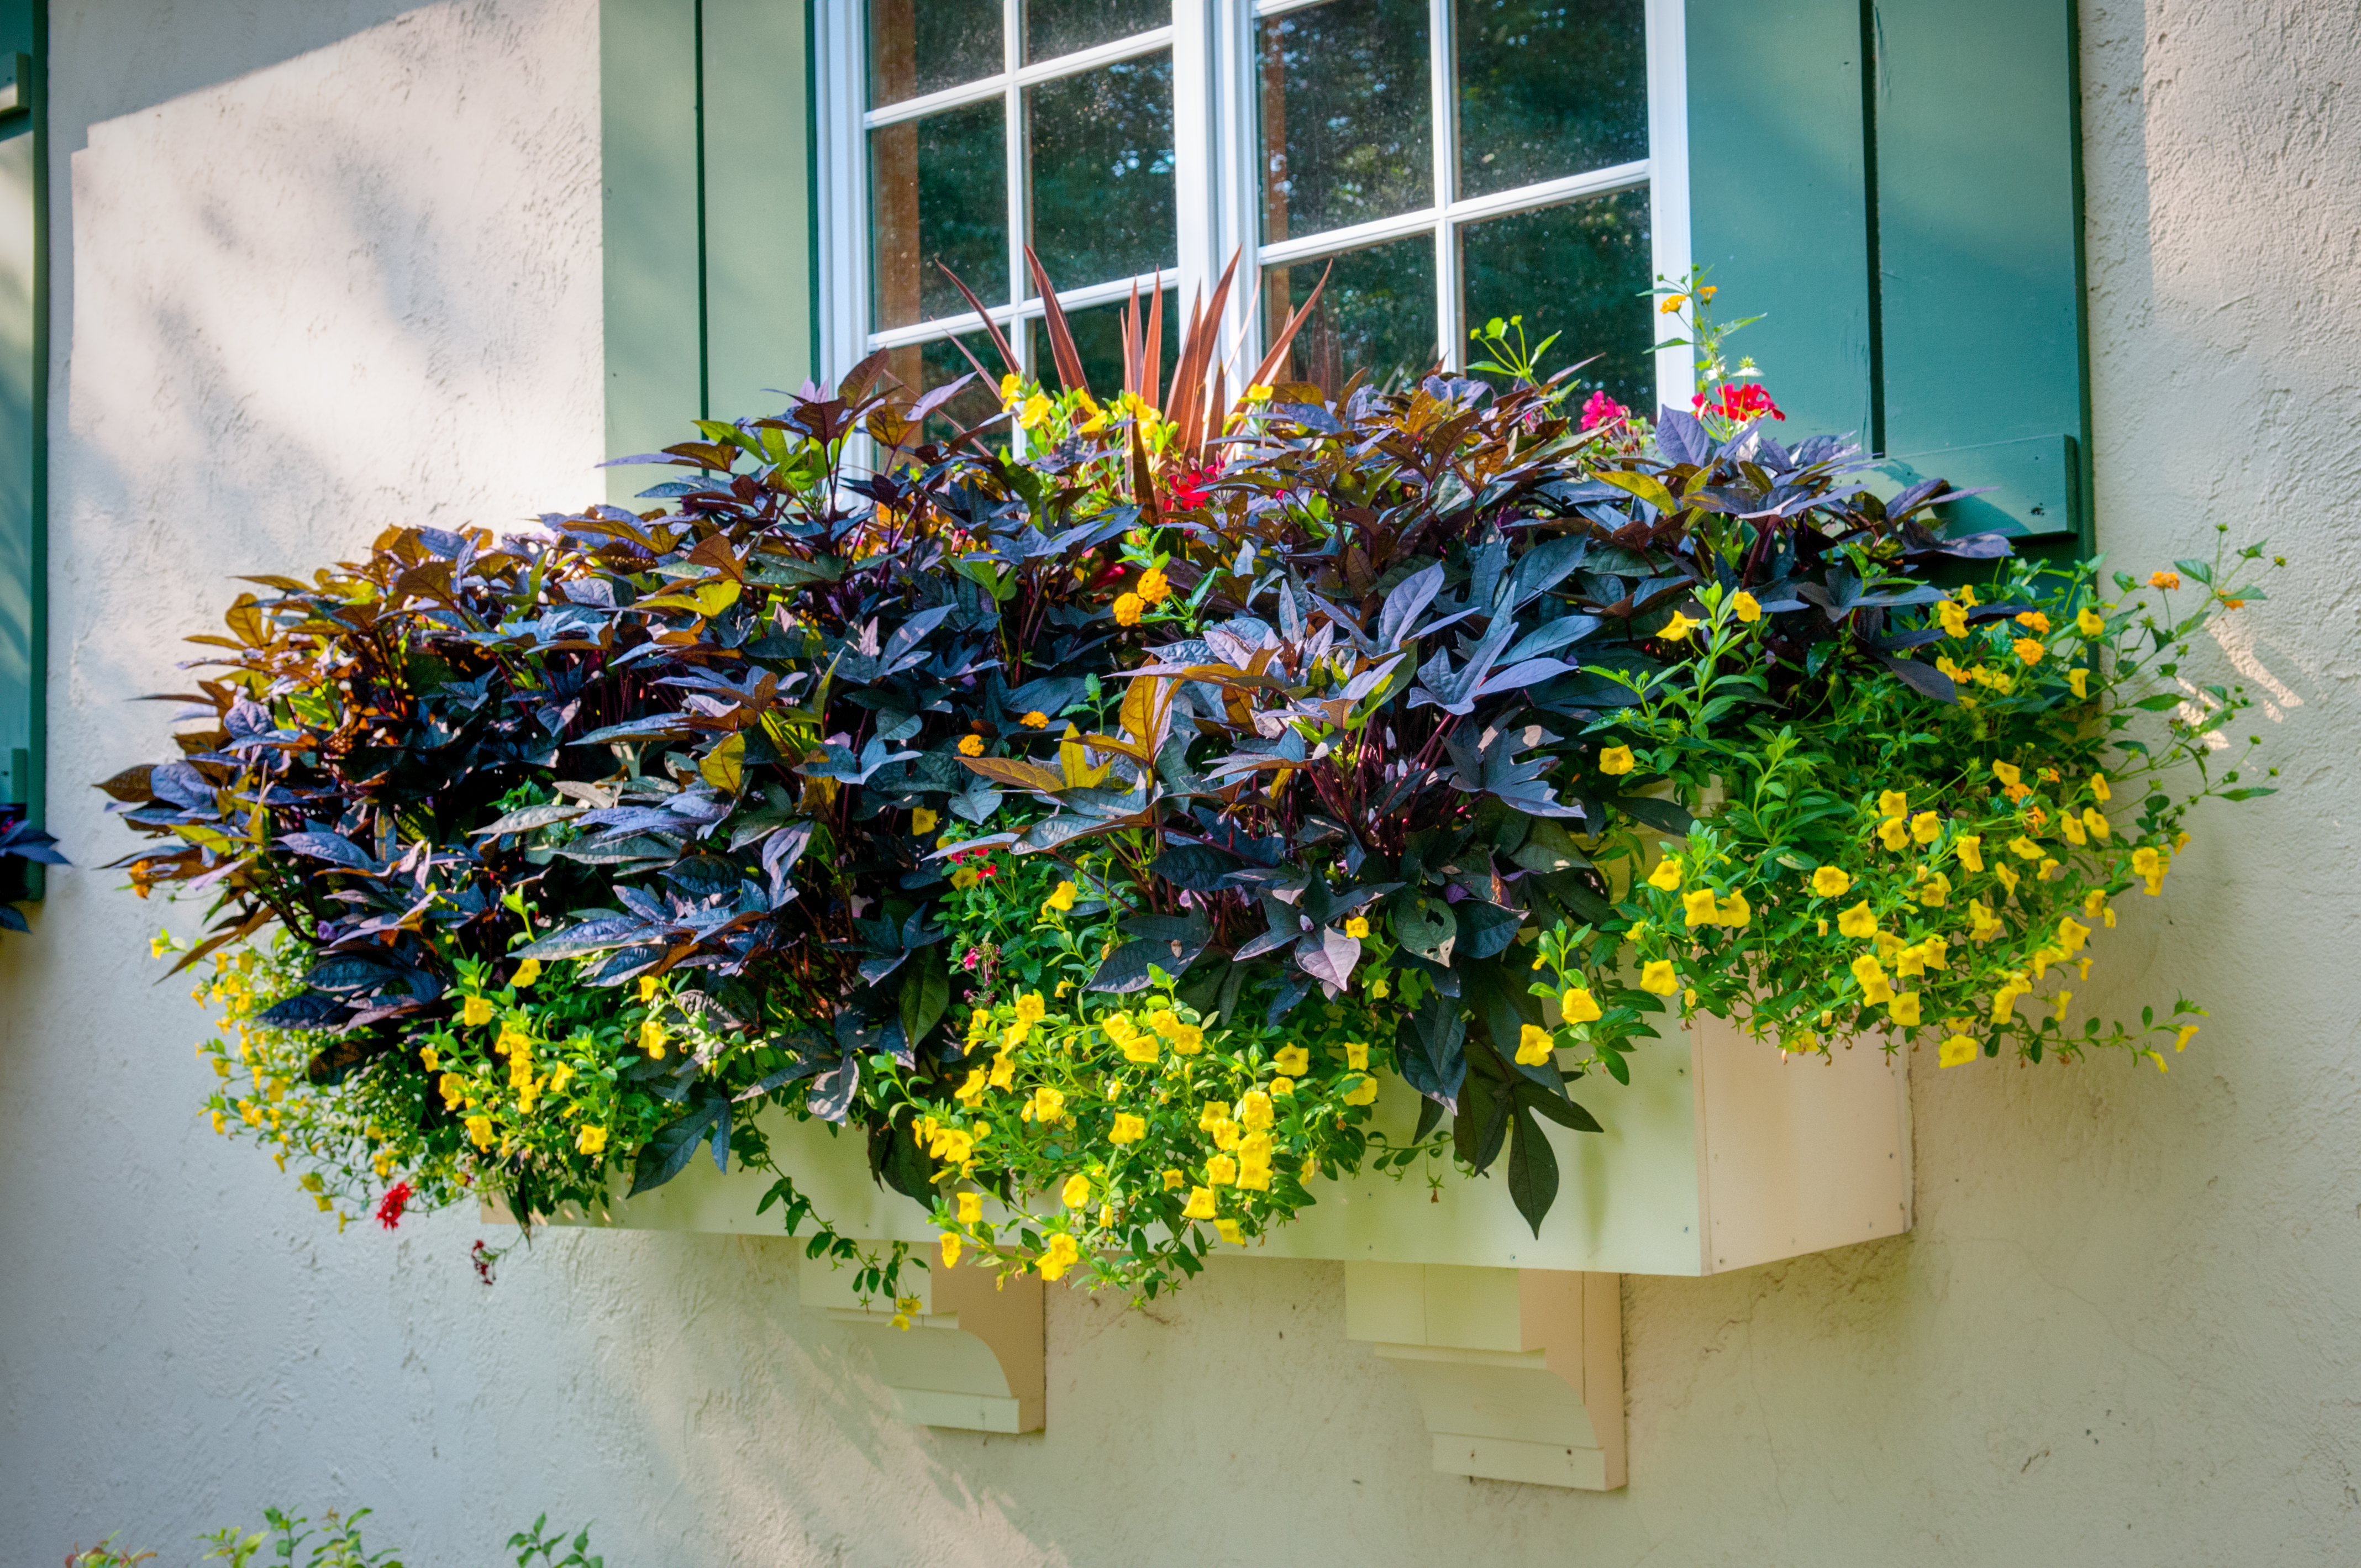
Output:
[815, 0, 1691, 410]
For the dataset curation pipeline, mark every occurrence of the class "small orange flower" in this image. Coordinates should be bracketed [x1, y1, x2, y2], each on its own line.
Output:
[2149, 570, 2181, 590]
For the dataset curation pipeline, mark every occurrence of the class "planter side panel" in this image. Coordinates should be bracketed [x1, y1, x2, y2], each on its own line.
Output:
[1261, 1030, 1707, 1275]
[1693, 1014, 1913, 1274]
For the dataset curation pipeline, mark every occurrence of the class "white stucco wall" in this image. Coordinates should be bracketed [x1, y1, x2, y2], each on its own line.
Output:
[3, 1, 2357, 1561]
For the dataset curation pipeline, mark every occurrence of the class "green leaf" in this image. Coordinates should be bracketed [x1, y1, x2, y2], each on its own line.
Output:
[1506, 1108, 1560, 1236]
[1592, 467, 1679, 517]
[1390, 892, 1457, 965]
[898, 945, 951, 1049]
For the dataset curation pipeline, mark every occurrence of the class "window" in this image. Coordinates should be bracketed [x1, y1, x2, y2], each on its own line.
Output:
[813, 0, 1690, 427]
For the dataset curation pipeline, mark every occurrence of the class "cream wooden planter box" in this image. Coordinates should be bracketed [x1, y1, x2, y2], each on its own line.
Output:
[542, 1017, 1910, 1489]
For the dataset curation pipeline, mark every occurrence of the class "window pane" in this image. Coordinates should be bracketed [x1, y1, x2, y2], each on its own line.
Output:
[1028, 54, 1175, 294]
[886, 334, 1006, 449]
[1257, 0, 1432, 245]
[1459, 188, 1653, 413]
[1456, 0, 1648, 197]
[868, 0, 1002, 108]
[1028, 290, 1181, 398]
[1262, 234, 1438, 394]
[870, 101, 1009, 330]
[1028, 0, 1168, 64]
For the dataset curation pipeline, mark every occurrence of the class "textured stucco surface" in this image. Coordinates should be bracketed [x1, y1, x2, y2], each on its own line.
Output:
[4, 1, 2359, 1562]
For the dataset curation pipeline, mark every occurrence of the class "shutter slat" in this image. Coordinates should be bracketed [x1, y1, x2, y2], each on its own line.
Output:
[702, 0, 814, 425]
[1875, 0, 2089, 545]
[1684, 0, 1875, 443]
[602, 0, 705, 504]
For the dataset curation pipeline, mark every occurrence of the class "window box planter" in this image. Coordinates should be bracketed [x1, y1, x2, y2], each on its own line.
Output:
[534, 1015, 1908, 1488]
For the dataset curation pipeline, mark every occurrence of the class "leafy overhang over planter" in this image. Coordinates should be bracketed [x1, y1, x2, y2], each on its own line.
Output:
[113, 274, 2283, 1488]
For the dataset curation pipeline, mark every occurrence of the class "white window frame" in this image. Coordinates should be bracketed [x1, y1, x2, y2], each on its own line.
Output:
[814, 0, 1690, 412]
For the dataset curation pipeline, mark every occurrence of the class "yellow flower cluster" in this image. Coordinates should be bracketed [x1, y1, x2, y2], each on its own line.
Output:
[916, 980, 1385, 1292]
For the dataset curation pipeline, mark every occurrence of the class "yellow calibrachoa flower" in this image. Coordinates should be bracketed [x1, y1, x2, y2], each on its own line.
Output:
[1043, 881, 1077, 914]
[1039, 1232, 1080, 1281]
[460, 995, 494, 1028]
[1648, 856, 1684, 891]
[2176, 1024, 2200, 1051]
[639, 1019, 667, 1059]
[2068, 667, 2090, 698]
[1561, 987, 1602, 1023]
[1914, 871, 1952, 908]
[1731, 591, 1762, 623]
[1850, 954, 1894, 1005]
[913, 807, 939, 834]
[1342, 1075, 1379, 1106]
[940, 1232, 963, 1268]
[1716, 892, 1752, 927]
[2076, 606, 2105, 636]
[512, 958, 542, 988]
[1113, 592, 1145, 626]
[1877, 814, 1912, 851]
[1939, 1034, 1980, 1067]
[1991, 974, 2033, 1022]
[2008, 835, 2043, 861]
[1238, 1090, 1276, 1130]
[1516, 1024, 1555, 1066]
[1272, 1045, 1308, 1076]
[1837, 901, 1879, 939]
[1878, 790, 1910, 818]
[1957, 835, 1984, 872]
[465, 1114, 495, 1149]
[958, 734, 985, 756]
[1061, 1173, 1092, 1209]
[1991, 761, 2021, 788]
[1110, 1112, 1147, 1144]
[1598, 744, 1636, 775]
[1345, 1040, 1369, 1068]
[956, 1191, 982, 1224]
[1810, 865, 1851, 898]
[1027, 1084, 1065, 1124]
[1888, 992, 1922, 1027]
[1640, 960, 1678, 995]
[1937, 598, 1969, 638]
[1681, 888, 1720, 927]
[2090, 772, 2111, 801]
[1910, 811, 1942, 845]
[1206, 1154, 1238, 1187]
[2132, 845, 2168, 894]
[576, 1124, 608, 1155]
[1344, 915, 1370, 939]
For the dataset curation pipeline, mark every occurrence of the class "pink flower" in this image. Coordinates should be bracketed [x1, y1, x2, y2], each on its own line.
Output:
[1579, 390, 1630, 432]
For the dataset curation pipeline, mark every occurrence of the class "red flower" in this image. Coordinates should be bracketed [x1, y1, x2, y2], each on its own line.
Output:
[470, 1239, 498, 1286]
[1166, 463, 1221, 511]
[1579, 390, 1630, 432]
[1694, 381, 1785, 423]
[375, 1181, 413, 1231]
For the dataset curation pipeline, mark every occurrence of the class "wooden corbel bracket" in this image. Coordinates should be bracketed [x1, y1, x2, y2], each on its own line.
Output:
[1345, 1262, 1625, 1490]
[800, 1252, 1044, 1434]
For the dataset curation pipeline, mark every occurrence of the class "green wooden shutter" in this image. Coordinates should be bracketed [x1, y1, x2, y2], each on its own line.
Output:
[1687, 0, 2090, 549]
[601, 0, 814, 507]
[0, 2, 42, 900]
[1873, 0, 2090, 550]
